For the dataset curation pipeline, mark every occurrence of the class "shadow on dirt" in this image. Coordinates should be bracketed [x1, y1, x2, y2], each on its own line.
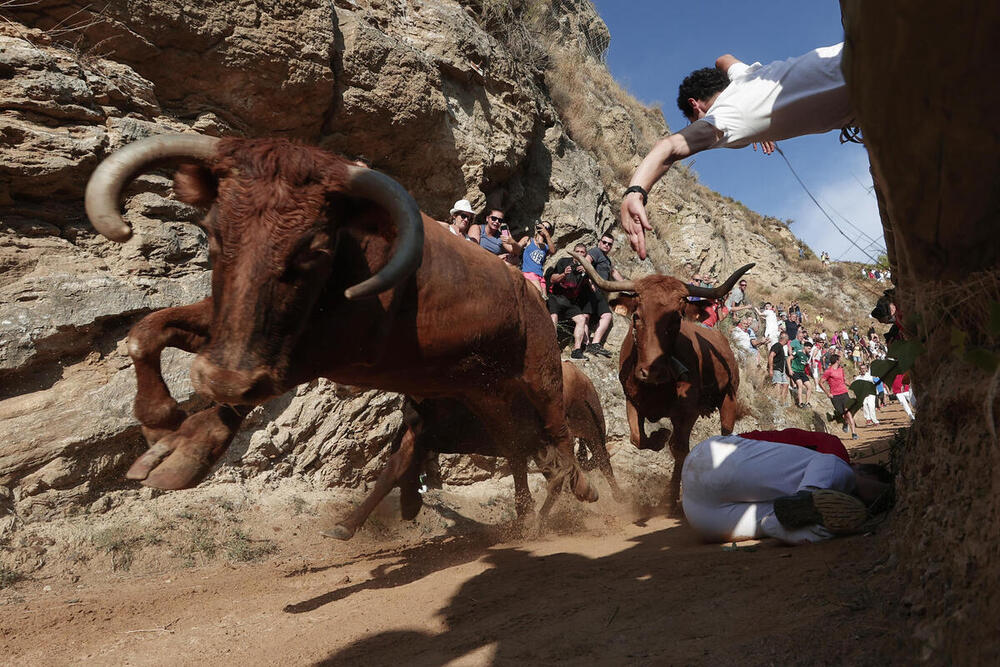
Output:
[310, 524, 698, 664]
[284, 502, 522, 614]
[308, 521, 895, 666]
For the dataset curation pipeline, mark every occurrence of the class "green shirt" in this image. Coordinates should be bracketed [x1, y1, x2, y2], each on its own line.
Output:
[790, 340, 809, 373]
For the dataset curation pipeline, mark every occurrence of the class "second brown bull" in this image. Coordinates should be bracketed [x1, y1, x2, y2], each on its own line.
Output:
[329, 360, 623, 539]
[84, 135, 598, 522]
[575, 254, 752, 514]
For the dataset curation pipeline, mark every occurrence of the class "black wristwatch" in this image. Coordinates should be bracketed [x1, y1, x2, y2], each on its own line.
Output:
[624, 185, 648, 205]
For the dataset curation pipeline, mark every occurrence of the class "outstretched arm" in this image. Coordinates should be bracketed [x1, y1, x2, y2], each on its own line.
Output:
[621, 121, 722, 259]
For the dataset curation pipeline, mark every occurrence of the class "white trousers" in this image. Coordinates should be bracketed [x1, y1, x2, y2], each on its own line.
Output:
[897, 389, 915, 419]
[681, 440, 833, 545]
[862, 395, 878, 423]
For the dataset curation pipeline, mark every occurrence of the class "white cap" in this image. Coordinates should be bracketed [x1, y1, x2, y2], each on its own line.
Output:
[450, 199, 475, 216]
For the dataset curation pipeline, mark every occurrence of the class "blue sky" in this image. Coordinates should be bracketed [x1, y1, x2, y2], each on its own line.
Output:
[591, 0, 885, 263]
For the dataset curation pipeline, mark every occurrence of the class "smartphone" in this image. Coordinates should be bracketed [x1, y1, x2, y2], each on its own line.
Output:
[500, 223, 509, 239]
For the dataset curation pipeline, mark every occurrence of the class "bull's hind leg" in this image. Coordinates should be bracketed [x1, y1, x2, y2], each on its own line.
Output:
[325, 409, 422, 540]
[663, 415, 697, 517]
[520, 380, 597, 505]
[127, 404, 248, 490]
[509, 454, 535, 518]
[583, 437, 625, 503]
[128, 299, 212, 443]
[719, 393, 740, 436]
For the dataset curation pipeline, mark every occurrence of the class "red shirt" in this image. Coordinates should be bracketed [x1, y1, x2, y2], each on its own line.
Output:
[740, 428, 851, 463]
[822, 365, 849, 396]
[701, 303, 729, 328]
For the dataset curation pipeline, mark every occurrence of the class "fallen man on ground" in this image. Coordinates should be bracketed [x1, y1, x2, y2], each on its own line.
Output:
[681, 428, 893, 545]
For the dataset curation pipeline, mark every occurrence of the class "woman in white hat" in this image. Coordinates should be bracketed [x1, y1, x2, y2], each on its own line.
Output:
[441, 199, 480, 243]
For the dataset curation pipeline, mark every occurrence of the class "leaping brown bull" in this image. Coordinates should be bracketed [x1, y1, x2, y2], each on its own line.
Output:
[575, 254, 752, 514]
[85, 134, 597, 519]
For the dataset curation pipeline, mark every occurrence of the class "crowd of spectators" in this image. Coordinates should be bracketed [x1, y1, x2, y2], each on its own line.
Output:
[689, 271, 914, 431]
[861, 267, 891, 282]
[439, 201, 621, 360]
[438, 199, 913, 429]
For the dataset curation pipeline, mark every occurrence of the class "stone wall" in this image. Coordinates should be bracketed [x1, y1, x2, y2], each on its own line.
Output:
[842, 0, 1000, 660]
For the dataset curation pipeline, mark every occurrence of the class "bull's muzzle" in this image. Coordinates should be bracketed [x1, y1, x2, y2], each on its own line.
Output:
[190, 356, 279, 405]
[635, 363, 670, 385]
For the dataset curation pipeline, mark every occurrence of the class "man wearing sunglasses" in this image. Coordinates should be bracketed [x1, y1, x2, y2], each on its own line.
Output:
[583, 232, 625, 358]
[620, 44, 855, 259]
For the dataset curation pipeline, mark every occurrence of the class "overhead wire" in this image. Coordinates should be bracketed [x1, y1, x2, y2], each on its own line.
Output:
[774, 145, 884, 265]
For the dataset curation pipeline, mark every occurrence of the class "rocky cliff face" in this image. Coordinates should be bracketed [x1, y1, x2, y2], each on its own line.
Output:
[1, 1, 876, 534]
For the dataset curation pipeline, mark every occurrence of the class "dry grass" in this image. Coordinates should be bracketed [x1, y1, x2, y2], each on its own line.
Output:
[478, 0, 553, 71]
[798, 258, 826, 274]
[0, 565, 25, 589]
[546, 46, 664, 187]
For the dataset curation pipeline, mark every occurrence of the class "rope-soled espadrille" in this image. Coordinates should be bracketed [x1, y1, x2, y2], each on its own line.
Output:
[773, 489, 869, 534]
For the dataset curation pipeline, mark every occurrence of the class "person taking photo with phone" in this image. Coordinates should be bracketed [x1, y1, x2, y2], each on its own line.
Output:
[477, 208, 519, 264]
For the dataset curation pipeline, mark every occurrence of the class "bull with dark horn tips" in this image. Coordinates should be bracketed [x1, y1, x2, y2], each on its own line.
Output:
[573, 251, 751, 514]
[84, 135, 599, 526]
[85, 134, 423, 300]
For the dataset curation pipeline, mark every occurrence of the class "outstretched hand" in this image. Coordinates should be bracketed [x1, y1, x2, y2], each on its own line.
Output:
[620, 192, 652, 260]
[752, 141, 776, 155]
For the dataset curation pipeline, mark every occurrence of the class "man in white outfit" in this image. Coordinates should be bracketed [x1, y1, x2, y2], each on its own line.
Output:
[854, 364, 879, 425]
[681, 429, 893, 545]
[621, 43, 856, 259]
[761, 301, 780, 345]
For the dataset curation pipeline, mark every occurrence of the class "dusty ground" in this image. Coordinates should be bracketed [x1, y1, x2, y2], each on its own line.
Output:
[0, 405, 912, 666]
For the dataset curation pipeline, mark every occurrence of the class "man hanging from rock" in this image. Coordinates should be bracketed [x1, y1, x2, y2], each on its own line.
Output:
[619, 43, 895, 265]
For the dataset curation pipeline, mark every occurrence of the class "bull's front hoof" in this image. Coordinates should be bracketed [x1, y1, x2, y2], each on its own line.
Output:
[127, 406, 244, 490]
[127, 435, 214, 490]
[126, 441, 175, 481]
[399, 485, 423, 521]
[142, 449, 213, 490]
[572, 475, 599, 503]
[321, 525, 355, 541]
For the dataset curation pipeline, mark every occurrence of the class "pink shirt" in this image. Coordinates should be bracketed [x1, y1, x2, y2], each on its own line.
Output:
[821, 365, 848, 396]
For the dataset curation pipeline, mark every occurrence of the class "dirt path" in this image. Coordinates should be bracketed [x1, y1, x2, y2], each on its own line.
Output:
[0, 406, 909, 666]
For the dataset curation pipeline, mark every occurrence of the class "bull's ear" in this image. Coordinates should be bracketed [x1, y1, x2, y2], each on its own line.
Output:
[173, 163, 218, 207]
[610, 293, 639, 317]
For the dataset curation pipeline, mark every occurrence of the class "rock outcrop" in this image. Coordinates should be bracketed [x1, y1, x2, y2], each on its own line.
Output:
[842, 0, 1000, 659]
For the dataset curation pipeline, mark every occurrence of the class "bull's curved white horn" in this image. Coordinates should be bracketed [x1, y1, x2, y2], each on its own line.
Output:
[341, 167, 424, 300]
[85, 134, 220, 242]
[685, 263, 755, 300]
[572, 251, 635, 292]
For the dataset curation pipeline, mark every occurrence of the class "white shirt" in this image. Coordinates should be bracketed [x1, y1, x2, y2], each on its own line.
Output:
[762, 309, 779, 343]
[731, 327, 754, 355]
[702, 43, 853, 149]
[685, 435, 856, 502]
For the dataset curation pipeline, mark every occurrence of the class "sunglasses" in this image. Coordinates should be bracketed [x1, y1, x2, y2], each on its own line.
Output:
[454, 212, 472, 220]
[599, 239, 613, 246]
[487, 215, 504, 222]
